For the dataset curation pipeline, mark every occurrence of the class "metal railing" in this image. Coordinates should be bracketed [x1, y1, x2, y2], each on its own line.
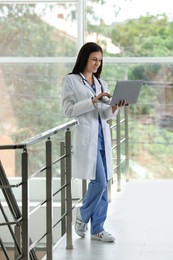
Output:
[0, 109, 129, 259]
[109, 106, 129, 191]
[0, 119, 76, 259]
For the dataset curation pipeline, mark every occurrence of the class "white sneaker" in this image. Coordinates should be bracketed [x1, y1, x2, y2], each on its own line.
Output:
[75, 207, 86, 238]
[91, 231, 115, 242]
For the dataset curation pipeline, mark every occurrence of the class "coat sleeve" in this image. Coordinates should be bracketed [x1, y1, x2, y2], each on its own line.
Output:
[103, 106, 120, 120]
[99, 79, 120, 120]
[62, 75, 96, 118]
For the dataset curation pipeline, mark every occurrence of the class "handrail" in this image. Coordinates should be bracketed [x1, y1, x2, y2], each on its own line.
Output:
[0, 120, 77, 259]
[0, 119, 77, 150]
[0, 113, 128, 259]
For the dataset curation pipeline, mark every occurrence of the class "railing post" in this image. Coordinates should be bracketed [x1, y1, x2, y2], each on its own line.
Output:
[46, 138, 53, 260]
[116, 112, 121, 192]
[108, 119, 113, 202]
[14, 225, 21, 259]
[65, 128, 73, 249]
[124, 106, 130, 182]
[60, 141, 66, 236]
[82, 180, 87, 199]
[22, 149, 29, 260]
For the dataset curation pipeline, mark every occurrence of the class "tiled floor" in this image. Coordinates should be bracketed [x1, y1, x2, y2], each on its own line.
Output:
[52, 180, 173, 260]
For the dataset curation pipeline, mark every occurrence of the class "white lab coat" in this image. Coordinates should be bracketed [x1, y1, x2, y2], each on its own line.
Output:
[62, 73, 119, 180]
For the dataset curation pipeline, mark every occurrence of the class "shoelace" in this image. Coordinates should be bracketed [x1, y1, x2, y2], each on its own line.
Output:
[95, 232, 103, 238]
[76, 217, 86, 231]
[96, 231, 111, 238]
[79, 222, 86, 232]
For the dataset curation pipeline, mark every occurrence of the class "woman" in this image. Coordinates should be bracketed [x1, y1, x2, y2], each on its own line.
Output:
[62, 42, 126, 242]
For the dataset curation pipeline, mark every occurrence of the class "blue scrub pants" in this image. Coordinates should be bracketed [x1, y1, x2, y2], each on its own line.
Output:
[80, 149, 108, 235]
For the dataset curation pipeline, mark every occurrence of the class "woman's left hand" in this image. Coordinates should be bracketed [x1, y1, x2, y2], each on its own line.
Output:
[117, 99, 129, 107]
[112, 99, 129, 113]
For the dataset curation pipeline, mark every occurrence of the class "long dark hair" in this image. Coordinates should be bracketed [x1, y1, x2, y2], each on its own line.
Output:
[71, 42, 103, 78]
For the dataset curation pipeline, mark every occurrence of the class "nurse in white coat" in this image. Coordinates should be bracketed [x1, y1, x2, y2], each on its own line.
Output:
[62, 42, 127, 242]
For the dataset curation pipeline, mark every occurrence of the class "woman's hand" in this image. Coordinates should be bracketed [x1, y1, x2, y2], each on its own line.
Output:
[117, 99, 128, 107]
[92, 92, 112, 104]
[112, 99, 129, 113]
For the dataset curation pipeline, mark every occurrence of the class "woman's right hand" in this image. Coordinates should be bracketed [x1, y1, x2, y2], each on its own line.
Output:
[92, 92, 112, 104]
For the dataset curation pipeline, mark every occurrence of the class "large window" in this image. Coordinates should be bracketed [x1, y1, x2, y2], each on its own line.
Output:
[0, 0, 173, 179]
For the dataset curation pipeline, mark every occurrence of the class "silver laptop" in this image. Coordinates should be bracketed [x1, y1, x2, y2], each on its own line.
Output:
[108, 80, 143, 105]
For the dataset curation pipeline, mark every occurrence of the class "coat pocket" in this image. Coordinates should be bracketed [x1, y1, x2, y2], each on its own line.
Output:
[73, 124, 90, 147]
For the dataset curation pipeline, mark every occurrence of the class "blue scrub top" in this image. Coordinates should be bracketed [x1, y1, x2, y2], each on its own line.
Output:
[98, 115, 105, 150]
[92, 83, 105, 150]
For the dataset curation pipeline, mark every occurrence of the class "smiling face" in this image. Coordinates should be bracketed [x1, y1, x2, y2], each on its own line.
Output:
[84, 51, 103, 74]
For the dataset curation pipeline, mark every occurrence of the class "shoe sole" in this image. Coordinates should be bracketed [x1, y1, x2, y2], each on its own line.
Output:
[91, 235, 115, 242]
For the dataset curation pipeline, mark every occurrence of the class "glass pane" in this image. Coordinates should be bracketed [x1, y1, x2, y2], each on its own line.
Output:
[103, 62, 173, 179]
[0, 62, 72, 141]
[1, 61, 172, 179]
[0, 3, 78, 57]
[86, 0, 173, 57]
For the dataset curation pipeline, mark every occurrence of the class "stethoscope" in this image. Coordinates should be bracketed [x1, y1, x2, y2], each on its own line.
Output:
[78, 73, 111, 104]
[78, 73, 104, 94]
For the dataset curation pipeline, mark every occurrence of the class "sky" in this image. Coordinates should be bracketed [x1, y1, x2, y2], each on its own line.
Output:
[100, 0, 173, 24]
